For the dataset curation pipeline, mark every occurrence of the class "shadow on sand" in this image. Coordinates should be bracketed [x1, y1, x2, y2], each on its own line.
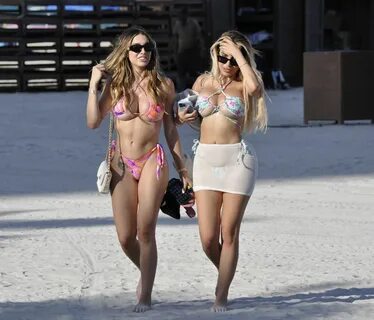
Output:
[0, 215, 197, 230]
[0, 286, 372, 320]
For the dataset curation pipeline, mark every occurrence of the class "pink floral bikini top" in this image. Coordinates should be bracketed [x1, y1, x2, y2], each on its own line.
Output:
[195, 88, 245, 125]
[113, 97, 164, 122]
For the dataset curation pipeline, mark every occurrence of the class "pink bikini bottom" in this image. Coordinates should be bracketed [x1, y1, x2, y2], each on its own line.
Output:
[120, 143, 166, 180]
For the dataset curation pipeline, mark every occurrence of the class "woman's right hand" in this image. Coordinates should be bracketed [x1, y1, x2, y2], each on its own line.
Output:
[177, 108, 198, 125]
[90, 64, 111, 87]
[86, 64, 112, 129]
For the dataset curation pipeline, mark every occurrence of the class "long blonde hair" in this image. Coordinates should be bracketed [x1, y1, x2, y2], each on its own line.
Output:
[104, 26, 169, 108]
[209, 30, 268, 132]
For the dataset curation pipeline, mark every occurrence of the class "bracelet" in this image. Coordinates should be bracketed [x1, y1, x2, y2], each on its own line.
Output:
[239, 62, 248, 68]
[177, 168, 188, 173]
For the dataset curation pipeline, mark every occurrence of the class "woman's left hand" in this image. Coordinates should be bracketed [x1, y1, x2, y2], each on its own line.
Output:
[180, 171, 193, 190]
[180, 174, 195, 206]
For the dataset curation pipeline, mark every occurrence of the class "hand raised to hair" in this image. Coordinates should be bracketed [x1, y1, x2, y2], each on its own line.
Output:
[90, 64, 111, 86]
[219, 37, 243, 61]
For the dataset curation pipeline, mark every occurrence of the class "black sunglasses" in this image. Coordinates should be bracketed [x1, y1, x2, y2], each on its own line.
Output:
[217, 55, 238, 67]
[129, 42, 155, 53]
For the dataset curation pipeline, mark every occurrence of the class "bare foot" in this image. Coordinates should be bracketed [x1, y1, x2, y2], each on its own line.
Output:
[211, 302, 228, 312]
[133, 302, 151, 313]
[136, 277, 141, 300]
[211, 295, 228, 312]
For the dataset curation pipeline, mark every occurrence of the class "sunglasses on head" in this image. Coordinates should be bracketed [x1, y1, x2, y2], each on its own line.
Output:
[217, 55, 238, 67]
[129, 42, 155, 53]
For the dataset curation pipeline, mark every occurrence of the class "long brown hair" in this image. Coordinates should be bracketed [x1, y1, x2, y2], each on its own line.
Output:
[209, 30, 268, 132]
[104, 26, 169, 108]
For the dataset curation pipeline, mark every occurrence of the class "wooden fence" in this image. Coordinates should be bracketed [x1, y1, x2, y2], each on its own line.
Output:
[0, 0, 208, 91]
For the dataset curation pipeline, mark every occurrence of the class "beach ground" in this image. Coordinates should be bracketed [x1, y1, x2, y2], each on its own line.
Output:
[0, 88, 373, 319]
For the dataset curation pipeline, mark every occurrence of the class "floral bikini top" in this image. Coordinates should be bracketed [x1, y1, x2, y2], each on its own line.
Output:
[195, 87, 245, 125]
[113, 97, 164, 122]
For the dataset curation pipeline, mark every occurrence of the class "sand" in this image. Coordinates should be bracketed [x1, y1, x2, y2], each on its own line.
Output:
[0, 87, 373, 319]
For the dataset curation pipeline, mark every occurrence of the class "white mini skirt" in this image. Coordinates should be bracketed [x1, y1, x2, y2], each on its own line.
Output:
[192, 140, 258, 196]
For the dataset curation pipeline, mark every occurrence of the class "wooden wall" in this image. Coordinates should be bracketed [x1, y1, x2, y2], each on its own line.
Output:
[0, 0, 208, 91]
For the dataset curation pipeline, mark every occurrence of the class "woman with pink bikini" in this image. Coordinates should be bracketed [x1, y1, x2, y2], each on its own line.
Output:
[86, 26, 191, 313]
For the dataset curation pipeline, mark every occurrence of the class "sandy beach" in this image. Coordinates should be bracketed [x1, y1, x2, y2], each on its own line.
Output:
[1, 87, 373, 319]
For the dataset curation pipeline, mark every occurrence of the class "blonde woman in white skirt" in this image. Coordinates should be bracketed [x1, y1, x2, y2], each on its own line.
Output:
[177, 30, 268, 312]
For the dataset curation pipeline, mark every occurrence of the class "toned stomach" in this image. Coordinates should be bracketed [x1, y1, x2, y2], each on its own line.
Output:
[115, 117, 162, 159]
[199, 113, 243, 144]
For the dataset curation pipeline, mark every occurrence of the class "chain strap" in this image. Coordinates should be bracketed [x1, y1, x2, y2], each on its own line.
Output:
[105, 113, 114, 171]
